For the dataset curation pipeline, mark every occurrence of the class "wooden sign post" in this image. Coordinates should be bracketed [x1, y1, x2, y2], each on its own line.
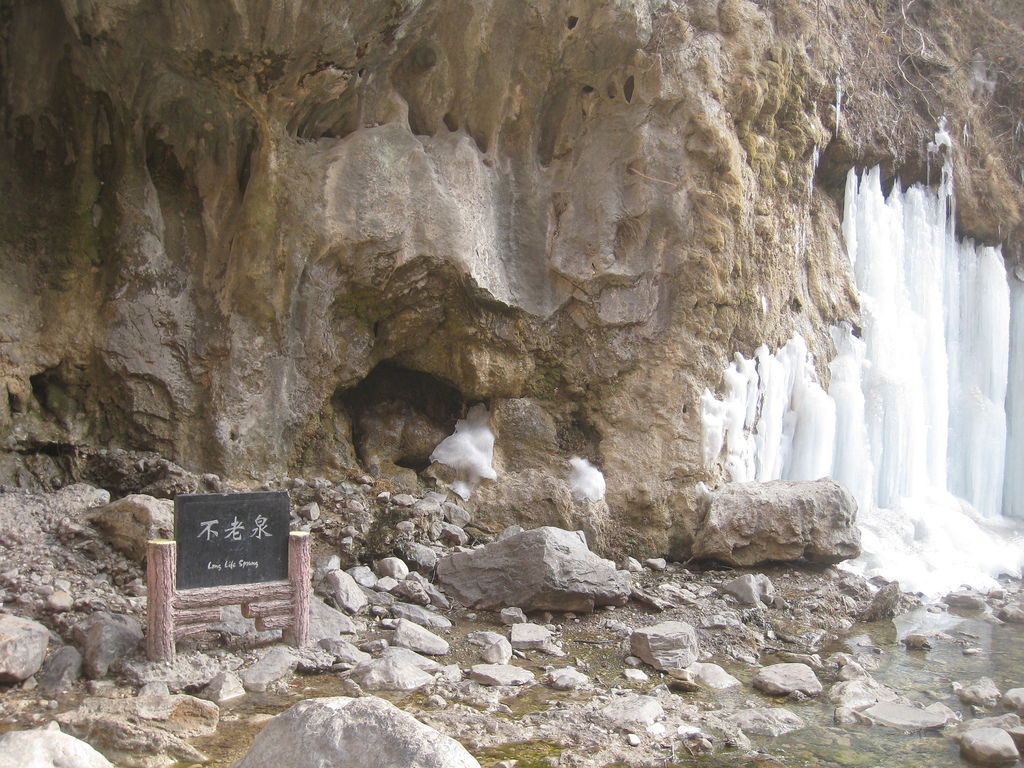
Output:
[146, 491, 310, 661]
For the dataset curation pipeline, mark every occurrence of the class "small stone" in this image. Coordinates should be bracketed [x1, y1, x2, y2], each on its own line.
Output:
[723, 574, 774, 606]
[347, 656, 434, 692]
[945, 591, 988, 611]
[201, 671, 246, 703]
[46, 591, 74, 612]
[500, 607, 528, 625]
[469, 664, 535, 686]
[623, 668, 648, 682]
[510, 623, 553, 650]
[957, 677, 1002, 708]
[644, 558, 667, 571]
[1002, 688, 1024, 715]
[240, 647, 298, 693]
[375, 576, 400, 592]
[392, 494, 416, 507]
[377, 557, 410, 580]
[626, 733, 641, 747]
[468, 632, 513, 665]
[392, 619, 449, 656]
[623, 557, 643, 573]
[297, 502, 320, 521]
[687, 662, 741, 689]
[348, 566, 378, 589]
[391, 580, 431, 606]
[391, 602, 452, 629]
[546, 666, 589, 690]
[902, 633, 932, 650]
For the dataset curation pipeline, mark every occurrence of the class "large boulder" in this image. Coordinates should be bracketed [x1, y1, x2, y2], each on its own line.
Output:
[89, 494, 173, 561]
[0, 615, 50, 683]
[72, 612, 143, 678]
[436, 526, 630, 612]
[0, 723, 114, 768]
[692, 479, 861, 566]
[230, 696, 479, 768]
[58, 693, 218, 766]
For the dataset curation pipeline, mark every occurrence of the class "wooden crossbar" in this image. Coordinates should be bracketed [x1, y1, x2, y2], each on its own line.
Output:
[146, 531, 310, 661]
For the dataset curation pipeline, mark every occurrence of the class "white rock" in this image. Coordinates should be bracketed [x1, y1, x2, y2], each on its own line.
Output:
[752, 663, 823, 697]
[546, 666, 590, 691]
[858, 702, 947, 731]
[623, 668, 649, 682]
[509, 623, 552, 650]
[0, 615, 50, 683]
[231, 696, 479, 768]
[241, 647, 297, 693]
[201, 671, 246, 704]
[348, 657, 434, 692]
[500, 607, 527, 625]
[1002, 688, 1024, 714]
[727, 708, 805, 737]
[347, 566, 378, 589]
[959, 727, 1021, 765]
[629, 621, 699, 671]
[598, 695, 664, 731]
[325, 570, 369, 615]
[377, 557, 410, 580]
[687, 662, 741, 689]
[469, 664, 535, 686]
[467, 632, 512, 664]
[0, 723, 113, 768]
[392, 619, 449, 656]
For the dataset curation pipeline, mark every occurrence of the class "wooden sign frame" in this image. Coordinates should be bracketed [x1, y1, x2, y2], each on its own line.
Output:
[146, 531, 310, 661]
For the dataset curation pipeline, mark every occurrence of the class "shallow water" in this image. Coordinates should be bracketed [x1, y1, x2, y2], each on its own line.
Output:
[183, 599, 1024, 768]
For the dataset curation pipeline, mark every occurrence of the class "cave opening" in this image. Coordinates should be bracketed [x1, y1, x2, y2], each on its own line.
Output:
[339, 362, 466, 475]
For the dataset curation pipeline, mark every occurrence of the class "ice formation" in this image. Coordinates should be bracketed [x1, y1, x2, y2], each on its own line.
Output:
[701, 161, 1024, 594]
[429, 404, 497, 500]
[568, 457, 606, 502]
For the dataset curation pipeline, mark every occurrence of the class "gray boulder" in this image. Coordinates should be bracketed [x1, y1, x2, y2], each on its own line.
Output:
[723, 573, 775, 606]
[72, 612, 143, 678]
[436, 526, 630, 612]
[692, 479, 861, 566]
[752, 663, 823, 697]
[1002, 688, 1024, 715]
[0, 615, 50, 683]
[348, 656, 435, 692]
[727, 708, 805, 737]
[240, 647, 297, 693]
[629, 621, 699, 671]
[857, 702, 947, 731]
[37, 645, 83, 695]
[230, 696, 479, 768]
[392, 619, 449, 656]
[959, 728, 1021, 765]
[324, 569, 369, 615]
[89, 494, 173, 561]
[0, 723, 113, 768]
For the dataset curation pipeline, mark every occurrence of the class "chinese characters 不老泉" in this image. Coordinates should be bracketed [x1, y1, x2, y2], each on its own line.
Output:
[196, 515, 272, 541]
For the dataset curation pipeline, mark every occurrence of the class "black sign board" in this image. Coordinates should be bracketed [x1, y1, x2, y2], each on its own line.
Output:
[173, 491, 290, 590]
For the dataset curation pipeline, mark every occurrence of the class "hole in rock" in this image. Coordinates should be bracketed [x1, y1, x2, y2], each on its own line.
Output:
[623, 75, 635, 103]
[606, 81, 617, 99]
[581, 85, 595, 94]
[341, 363, 464, 474]
[567, 16, 579, 29]
[443, 112, 459, 132]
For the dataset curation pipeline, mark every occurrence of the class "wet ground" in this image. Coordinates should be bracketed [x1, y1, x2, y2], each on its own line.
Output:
[172, 576, 1024, 768]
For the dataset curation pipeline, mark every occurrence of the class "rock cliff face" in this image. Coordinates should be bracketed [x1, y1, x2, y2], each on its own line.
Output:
[1, 0, 1022, 556]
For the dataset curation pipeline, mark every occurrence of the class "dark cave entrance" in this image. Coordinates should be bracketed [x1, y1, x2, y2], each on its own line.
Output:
[339, 363, 465, 475]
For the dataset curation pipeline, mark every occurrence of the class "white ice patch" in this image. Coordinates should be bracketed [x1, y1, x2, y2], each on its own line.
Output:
[429, 404, 497, 500]
[568, 457, 606, 502]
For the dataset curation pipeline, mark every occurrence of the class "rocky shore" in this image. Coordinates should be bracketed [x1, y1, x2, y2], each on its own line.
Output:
[1, 468, 1023, 767]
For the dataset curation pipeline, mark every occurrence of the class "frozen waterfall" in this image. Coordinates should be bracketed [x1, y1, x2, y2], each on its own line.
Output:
[701, 165, 1024, 594]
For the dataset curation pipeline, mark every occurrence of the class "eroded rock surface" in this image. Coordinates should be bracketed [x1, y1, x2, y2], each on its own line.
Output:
[692, 479, 861, 566]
